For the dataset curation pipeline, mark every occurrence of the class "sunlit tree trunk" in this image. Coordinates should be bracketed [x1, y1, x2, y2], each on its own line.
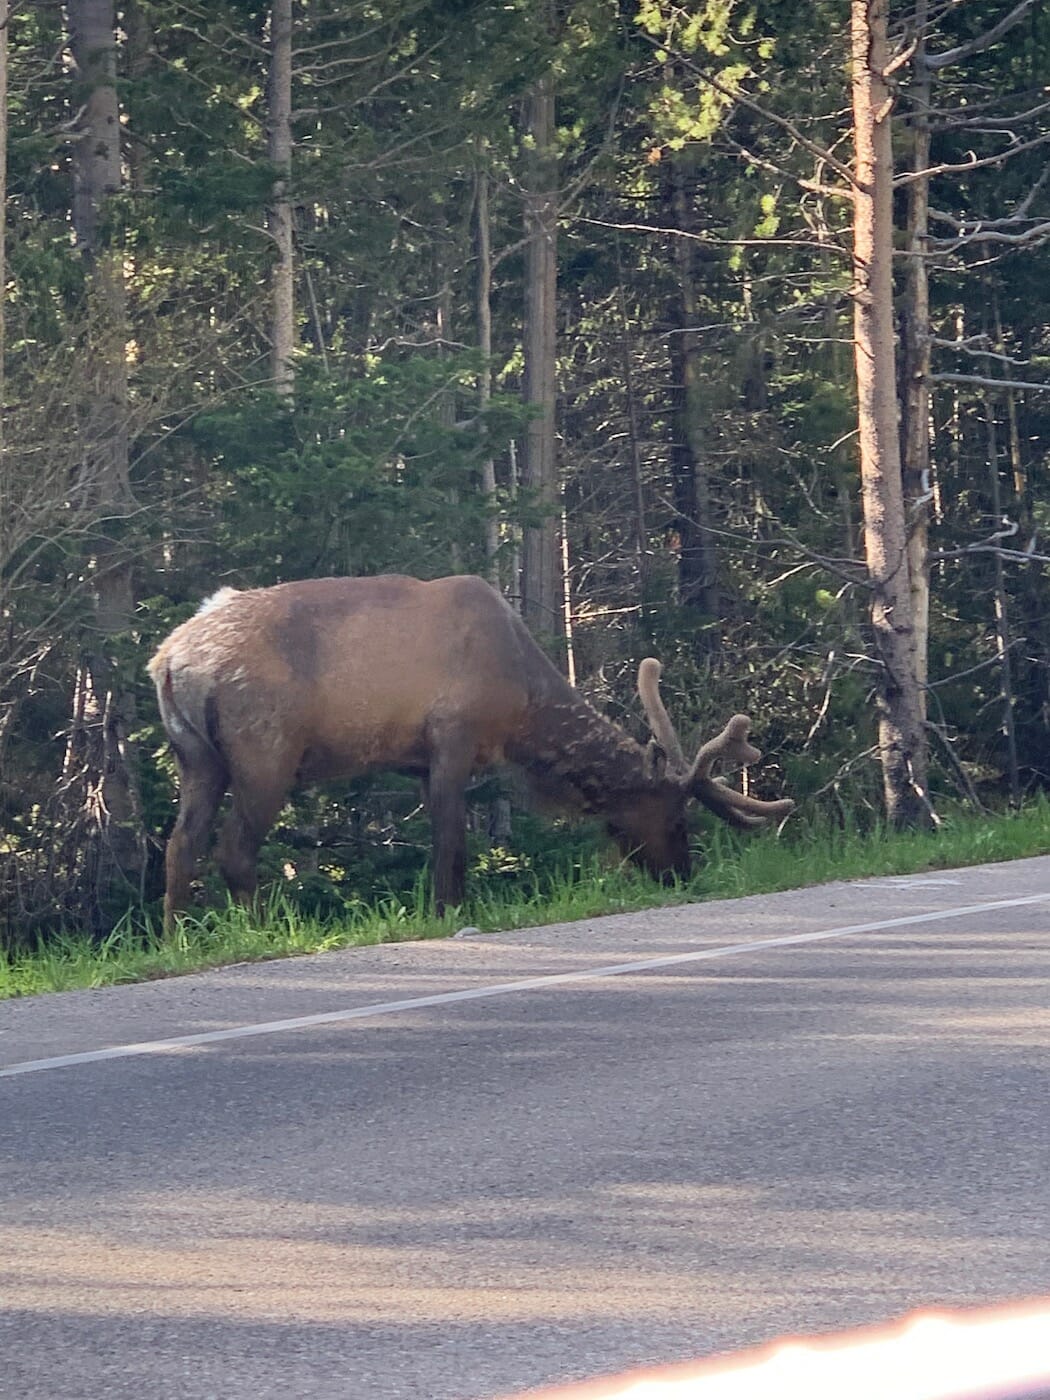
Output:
[851, 0, 933, 827]
[899, 0, 931, 714]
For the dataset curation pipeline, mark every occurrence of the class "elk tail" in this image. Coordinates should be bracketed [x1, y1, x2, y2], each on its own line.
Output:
[150, 659, 226, 768]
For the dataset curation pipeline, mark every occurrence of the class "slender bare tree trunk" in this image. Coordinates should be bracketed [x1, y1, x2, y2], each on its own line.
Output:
[435, 242, 463, 573]
[560, 507, 576, 687]
[0, 0, 6, 479]
[851, 0, 933, 827]
[900, 0, 931, 713]
[614, 235, 649, 607]
[666, 155, 721, 651]
[508, 438, 522, 612]
[268, 0, 294, 397]
[982, 391, 1021, 804]
[67, 0, 145, 919]
[521, 67, 561, 645]
[125, 1, 151, 194]
[475, 159, 500, 587]
[992, 289, 1050, 739]
[0, 0, 7, 753]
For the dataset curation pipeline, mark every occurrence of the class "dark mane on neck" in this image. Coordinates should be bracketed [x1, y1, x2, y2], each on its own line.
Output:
[507, 692, 651, 814]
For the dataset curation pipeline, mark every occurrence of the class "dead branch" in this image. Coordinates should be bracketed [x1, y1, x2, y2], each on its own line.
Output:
[930, 220, 1050, 251]
[924, 0, 1040, 70]
[931, 336, 1034, 367]
[576, 216, 851, 257]
[928, 371, 1050, 393]
[895, 130, 1050, 185]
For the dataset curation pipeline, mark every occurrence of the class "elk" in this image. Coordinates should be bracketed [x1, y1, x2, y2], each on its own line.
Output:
[149, 574, 793, 925]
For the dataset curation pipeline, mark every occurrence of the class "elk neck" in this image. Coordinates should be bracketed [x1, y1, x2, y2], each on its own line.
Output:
[507, 688, 653, 814]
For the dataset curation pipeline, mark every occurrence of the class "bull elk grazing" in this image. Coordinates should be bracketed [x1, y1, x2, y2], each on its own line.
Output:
[149, 574, 793, 925]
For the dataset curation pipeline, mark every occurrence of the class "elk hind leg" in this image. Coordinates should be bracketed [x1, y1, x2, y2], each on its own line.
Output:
[215, 776, 291, 911]
[164, 751, 227, 929]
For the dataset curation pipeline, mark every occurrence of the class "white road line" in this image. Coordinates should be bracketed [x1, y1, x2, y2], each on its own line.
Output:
[2, 891, 1048, 1080]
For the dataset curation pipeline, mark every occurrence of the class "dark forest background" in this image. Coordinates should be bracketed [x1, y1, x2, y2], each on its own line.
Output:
[3, 0, 1050, 943]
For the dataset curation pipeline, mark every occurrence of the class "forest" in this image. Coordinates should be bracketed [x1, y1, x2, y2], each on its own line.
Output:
[2, 0, 1050, 948]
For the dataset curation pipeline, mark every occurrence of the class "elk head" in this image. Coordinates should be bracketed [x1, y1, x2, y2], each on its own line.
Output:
[627, 658, 795, 869]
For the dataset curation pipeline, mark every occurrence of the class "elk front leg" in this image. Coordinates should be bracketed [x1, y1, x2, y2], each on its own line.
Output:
[425, 728, 473, 914]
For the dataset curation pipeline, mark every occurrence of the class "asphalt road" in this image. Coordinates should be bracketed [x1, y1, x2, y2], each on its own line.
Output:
[2, 856, 1049, 1400]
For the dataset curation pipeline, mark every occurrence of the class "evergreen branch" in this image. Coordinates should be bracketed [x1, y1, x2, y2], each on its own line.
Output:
[648, 37, 862, 192]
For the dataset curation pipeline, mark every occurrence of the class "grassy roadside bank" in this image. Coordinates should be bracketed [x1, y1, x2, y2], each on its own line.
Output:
[3, 800, 1048, 1000]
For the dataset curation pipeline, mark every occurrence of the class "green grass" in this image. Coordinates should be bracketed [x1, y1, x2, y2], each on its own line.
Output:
[2, 799, 1048, 1000]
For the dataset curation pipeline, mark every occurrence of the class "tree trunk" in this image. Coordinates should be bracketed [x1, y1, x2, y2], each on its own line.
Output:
[560, 507, 577, 687]
[521, 67, 561, 646]
[0, 0, 7, 759]
[851, 0, 934, 827]
[67, 0, 145, 921]
[508, 438, 522, 612]
[475, 158, 500, 587]
[125, 1, 151, 194]
[982, 391, 1021, 804]
[666, 155, 721, 651]
[899, 0, 931, 714]
[614, 235, 649, 612]
[0, 0, 6, 477]
[992, 289, 1050, 743]
[268, 0, 294, 397]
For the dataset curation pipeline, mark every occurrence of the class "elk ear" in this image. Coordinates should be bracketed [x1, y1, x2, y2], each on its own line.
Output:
[644, 739, 668, 781]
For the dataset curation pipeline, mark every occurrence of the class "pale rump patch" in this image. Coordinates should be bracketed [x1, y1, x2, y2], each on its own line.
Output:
[197, 586, 241, 616]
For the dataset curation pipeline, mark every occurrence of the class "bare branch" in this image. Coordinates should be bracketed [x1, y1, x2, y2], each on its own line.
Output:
[809, 745, 880, 801]
[895, 130, 1050, 185]
[577, 216, 851, 258]
[931, 221, 1050, 250]
[928, 371, 1050, 392]
[933, 97, 1050, 132]
[925, 644, 1026, 686]
[924, 0, 1040, 70]
[933, 542, 1050, 564]
[931, 336, 1034, 366]
[929, 167, 1050, 229]
[721, 135, 854, 201]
